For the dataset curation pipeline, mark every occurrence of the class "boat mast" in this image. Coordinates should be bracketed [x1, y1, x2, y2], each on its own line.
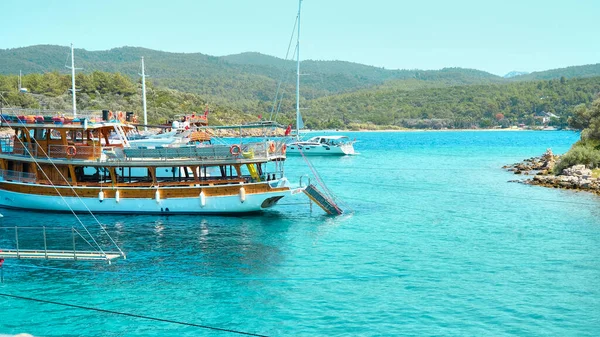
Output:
[141, 57, 148, 131]
[18, 70, 21, 91]
[66, 43, 79, 117]
[295, 0, 302, 140]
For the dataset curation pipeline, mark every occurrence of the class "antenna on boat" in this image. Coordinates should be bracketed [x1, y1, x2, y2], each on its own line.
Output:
[295, 0, 303, 141]
[140, 56, 148, 131]
[65, 43, 82, 117]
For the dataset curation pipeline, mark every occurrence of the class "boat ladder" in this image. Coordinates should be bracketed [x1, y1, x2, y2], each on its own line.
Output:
[113, 124, 130, 148]
[0, 226, 125, 264]
[303, 184, 343, 215]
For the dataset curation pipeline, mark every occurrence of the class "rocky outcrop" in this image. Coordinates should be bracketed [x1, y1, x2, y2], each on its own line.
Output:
[527, 165, 600, 195]
[505, 152, 600, 195]
[503, 148, 559, 175]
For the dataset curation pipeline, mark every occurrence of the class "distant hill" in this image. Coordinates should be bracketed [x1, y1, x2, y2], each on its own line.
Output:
[0, 45, 506, 112]
[504, 71, 529, 78]
[305, 76, 600, 130]
[511, 63, 600, 81]
[2, 45, 600, 129]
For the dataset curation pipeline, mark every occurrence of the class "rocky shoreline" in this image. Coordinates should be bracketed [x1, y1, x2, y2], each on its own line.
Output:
[503, 149, 600, 195]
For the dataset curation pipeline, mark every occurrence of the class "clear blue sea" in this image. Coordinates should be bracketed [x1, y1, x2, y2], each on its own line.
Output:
[1, 130, 600, 337]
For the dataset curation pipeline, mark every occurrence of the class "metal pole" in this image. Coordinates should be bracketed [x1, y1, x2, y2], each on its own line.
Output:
[295, 0, 302, 140]
[14, 227, 19, 258]
[43, 226, 48, 259]
[141, 57, 148, 131]
[72, 227, 77, 261]
[70, 44, 77, 117]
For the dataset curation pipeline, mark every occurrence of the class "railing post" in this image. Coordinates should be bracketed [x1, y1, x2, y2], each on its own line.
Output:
[72, 227, 77, 261]
[14, 226, 19, 258]
[43, 226, 48, 259]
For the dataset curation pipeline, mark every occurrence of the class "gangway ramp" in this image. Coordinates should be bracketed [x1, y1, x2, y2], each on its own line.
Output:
[0, 226, 125, 264]
[0, 250, 122, 262]
[303, 184, 343, 215]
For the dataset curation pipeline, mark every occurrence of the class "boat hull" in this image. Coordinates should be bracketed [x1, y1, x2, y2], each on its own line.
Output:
[0, 181, 297, 214]
[286, 143, 355, 156]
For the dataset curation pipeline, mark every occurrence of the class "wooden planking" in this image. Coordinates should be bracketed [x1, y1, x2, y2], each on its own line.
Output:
[0, 181, 289, 199]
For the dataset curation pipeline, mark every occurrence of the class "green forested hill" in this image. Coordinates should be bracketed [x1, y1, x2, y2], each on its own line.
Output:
[0, 45, 505, 112]
[1, 45, 599, 130]
[301, 77, 600, 129]
[0, 71, 256, 126]
[4, 71, 598, 130]
[511, 63, 600, 81]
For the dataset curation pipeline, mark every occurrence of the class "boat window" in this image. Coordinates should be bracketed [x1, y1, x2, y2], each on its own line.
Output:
[33, 128, 47, 140]
[50, 129, 61, 140]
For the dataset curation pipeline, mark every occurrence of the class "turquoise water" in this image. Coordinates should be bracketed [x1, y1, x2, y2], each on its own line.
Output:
[1, 131, 600, 336]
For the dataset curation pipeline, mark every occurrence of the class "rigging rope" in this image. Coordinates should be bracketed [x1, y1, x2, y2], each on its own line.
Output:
[268, 14, 298, 122]
[298, 150, 347, 213]
[0, 293, 269, 337]
[0, 108, 125, 258]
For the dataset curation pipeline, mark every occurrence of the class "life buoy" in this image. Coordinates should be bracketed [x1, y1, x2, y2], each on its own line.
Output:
[66, 146, 77, 157]
[230, 144, 241, 156]
[282, 144, 287, 155]
[269, 142, 276, 153]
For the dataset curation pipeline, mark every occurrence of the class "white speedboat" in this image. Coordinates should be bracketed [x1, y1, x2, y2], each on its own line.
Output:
[286, 136, 356, 156]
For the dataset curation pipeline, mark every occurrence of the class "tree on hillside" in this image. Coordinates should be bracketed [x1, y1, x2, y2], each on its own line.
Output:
[568, 98, 600, 140]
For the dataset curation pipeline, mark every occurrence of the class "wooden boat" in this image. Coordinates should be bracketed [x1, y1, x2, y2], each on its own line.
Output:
[0, 114, 297, 214]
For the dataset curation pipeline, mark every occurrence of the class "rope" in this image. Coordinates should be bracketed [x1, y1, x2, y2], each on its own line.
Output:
[268, 14, 298, 122]
[0, 293, 268, 337]
[7, 264, 405, 281]
[298, 150, 345, 214]
[0, 108, 125, 258]
[7, 127, 110, 256]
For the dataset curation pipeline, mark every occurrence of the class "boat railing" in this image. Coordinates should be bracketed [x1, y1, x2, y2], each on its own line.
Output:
[123, 144, 233, 161]
[0, 107, 102, 119]
[0, 138, 101, 160]
[0, 226, 122, 263]
[120, 141, 285, 162]
[0, 136, 14, 154]
[0, 169, 37, 183]
[48, 144, 102, 160]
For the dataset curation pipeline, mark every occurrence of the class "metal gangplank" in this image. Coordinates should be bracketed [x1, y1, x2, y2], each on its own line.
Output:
[0, 226, 124, 264]
[303, 184, 343, 215]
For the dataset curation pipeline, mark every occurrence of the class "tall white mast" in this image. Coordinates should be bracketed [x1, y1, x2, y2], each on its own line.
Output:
[141, 57, 148, 131]
[295, 0, 303, 140]
[18, 70, 22, 91]
[66, 43, 80, 117]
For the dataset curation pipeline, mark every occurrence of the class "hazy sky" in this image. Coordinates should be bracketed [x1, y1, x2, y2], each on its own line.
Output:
[2, 0, 598, 76]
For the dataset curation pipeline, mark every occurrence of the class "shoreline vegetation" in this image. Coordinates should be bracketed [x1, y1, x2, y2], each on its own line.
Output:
[2, 68, 599, 131]
[504, 97, 600, 196]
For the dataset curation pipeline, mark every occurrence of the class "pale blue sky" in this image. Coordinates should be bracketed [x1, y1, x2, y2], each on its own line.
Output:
[1, 0, 598, 76]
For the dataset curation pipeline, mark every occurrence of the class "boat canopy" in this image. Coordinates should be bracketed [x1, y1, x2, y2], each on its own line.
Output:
[306, 136, 351, 141]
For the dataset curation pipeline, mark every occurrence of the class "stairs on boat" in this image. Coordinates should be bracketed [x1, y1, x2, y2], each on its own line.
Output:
[246, 164, 261, 181]
[303, 184, 343, 215]
[113, 124, 130, 147]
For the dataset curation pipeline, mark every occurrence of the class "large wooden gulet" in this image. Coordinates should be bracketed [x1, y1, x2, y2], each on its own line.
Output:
[0, 113, 301, 214]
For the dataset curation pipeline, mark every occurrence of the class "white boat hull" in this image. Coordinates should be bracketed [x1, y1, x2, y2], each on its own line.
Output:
[0, 183, 297, 214]
[286, 143, 355, 156]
